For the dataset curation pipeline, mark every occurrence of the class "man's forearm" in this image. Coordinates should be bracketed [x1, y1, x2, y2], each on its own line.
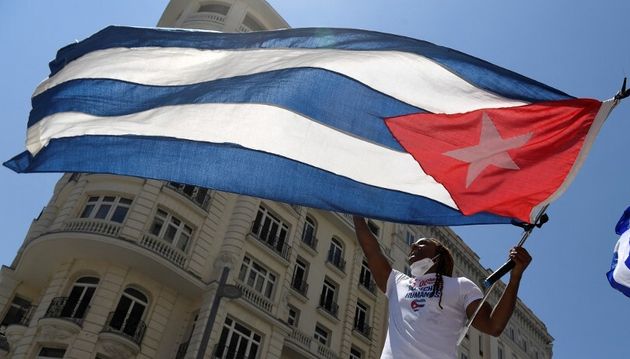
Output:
[353, 216, 391, 291]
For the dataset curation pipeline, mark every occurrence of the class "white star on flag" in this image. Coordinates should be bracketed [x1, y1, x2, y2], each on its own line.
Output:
[444, 112, 532, 188]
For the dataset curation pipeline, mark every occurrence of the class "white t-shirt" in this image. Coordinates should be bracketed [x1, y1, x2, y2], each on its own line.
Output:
[380, 269, 483, 359]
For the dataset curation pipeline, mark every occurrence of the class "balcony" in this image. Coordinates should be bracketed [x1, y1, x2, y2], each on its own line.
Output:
[318, 300, 339, 319]
[139, 234, 187, 269]
[248, 232, 291, 261]
[175, 340, 190, 359]
[236, 283, 273, 314]
[181, 12, 226, 29]
[317, 343, 340, 359]
[42, 297, 87, 327]
[0, 333, 9, 353]
[290, 278, 309, 298]
[63, 218, 121, 237]
[300, 233, 318, 252]
[353, 321, 372, 340]
[358, 279, 377, 295]
[287, 328, 312, 351]
[325, 253, 346, 273]
[166, 182, 211, 210]
[101, 311, 146, 346]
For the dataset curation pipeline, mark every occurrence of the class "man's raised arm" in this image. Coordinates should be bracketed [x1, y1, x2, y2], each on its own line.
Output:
[353, 216, 392, 292]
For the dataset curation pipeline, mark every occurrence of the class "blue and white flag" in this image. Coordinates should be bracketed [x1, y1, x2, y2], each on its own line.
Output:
[607, 206, 630, 297]
[3, 26, 616, 226]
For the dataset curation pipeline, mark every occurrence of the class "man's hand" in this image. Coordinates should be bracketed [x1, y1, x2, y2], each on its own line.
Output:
[509, 246, 532, 281]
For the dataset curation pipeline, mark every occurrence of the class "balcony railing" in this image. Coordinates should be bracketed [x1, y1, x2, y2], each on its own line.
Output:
[236, 283, 273, 313]
[139, 234, 187, 269]
[317, 343, 340, 359]
[290, 278, 309, 297]
[0, 333, 9, 352]
[102, 311, 146, 346]
[353, 321, 372, 339]
[43, 297, 87, 326]
[167, 182, 211, 210]
[175, 340, 190, 359]
[326, 253, 346, 272]
[301, 233, 318, 251]
[358, 279, 377, 294]
[318, 300, 339, 318]
[64, 218, 121, 237]
[182, 12, 226, 29]
[213, 343, 259, 359]
[248, 232, 291, 261]
[288, 328, 312, 350]
[2, 305, 33, 328]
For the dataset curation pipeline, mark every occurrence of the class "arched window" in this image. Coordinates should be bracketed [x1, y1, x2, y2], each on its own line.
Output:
[301, 216, 317, 249]
[62, 276, 99, 320]
[109, 287, 148, 339]
[327, 238, 345, 271]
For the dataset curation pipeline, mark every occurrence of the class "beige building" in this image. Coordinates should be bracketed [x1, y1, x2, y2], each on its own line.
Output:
[0, 1, 553, 358]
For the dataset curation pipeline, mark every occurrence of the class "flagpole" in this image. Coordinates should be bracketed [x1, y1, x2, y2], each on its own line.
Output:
[456, 204, 549, 346]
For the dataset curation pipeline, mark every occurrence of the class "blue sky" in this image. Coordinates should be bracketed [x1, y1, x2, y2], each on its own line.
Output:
[1, 1, 629, 358]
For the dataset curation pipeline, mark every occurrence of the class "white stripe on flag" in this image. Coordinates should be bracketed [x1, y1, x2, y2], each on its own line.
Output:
[34, 47, 528, 114]
[27, 103, 459, 209]
[613, 230, 630, 288]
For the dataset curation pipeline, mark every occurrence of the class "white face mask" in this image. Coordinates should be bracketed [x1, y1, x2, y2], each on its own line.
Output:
[410, 255, 440, 277]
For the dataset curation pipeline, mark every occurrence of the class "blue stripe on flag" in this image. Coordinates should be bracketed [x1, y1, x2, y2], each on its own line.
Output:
[49, 26, 572, 104]
[29, 68, 421, 151]
[4, 135, 509, 226]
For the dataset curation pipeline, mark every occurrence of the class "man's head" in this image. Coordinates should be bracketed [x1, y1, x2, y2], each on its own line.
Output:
[408, 238, 454, 276]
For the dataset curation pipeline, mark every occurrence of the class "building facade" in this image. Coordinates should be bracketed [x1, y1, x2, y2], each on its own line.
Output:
[0, 1, 553, 358]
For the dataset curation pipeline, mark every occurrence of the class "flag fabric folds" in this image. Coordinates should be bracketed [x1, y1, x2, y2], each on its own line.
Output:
[4, 26, 616, 225]
[607, 206, 630, 297]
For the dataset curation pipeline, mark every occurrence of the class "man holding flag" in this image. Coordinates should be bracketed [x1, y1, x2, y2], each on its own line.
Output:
[354, 216, 532, 359]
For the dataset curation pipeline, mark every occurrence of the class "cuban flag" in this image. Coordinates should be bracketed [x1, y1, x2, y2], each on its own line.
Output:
[607, 206, 630, 297]
[3, 26, 618, 226]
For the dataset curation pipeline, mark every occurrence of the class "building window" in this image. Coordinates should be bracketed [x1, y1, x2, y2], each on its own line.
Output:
[37, 347, 66, 358]
[359, 260, 375, 292]
[80, 195, 132, 223]
[350, 347, 363, 359]
[149, 209, 193, 252]
[498, 345, 504, 359]
[54, 276, 99, 321]
[301, 216, 317, 249]
[243, 13, 264, 31]
[405, 230, 414, 246]
[479, 335, 484, 356]
[199, 3, 230, 15]
[251, 206, 289, 256]
[288, 305, 300, 327]
[460, 352, 469, 359]
[108, 287, 148, 340]
[167, 182, 211, 209]
[314, 324, 330, 347]
[367, 220, 380, 238]
[1, 295, 32, 330]
[354, 301, 371, 337]
[327, 238, 345, 271]
[216, 317, 262, 359]
[239, 256, 276, 299]
[319, 278, 338, 317]
[291, 257, 309, 296]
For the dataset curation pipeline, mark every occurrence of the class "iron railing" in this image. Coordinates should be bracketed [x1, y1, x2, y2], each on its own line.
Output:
[318, 299, 339, 318]
[291, 278, 309, 297]
[353, 321, 372, 339]
[102, 311, 146, 345]
[175, 340, 190, 359]
[43, 297, 87, 326]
